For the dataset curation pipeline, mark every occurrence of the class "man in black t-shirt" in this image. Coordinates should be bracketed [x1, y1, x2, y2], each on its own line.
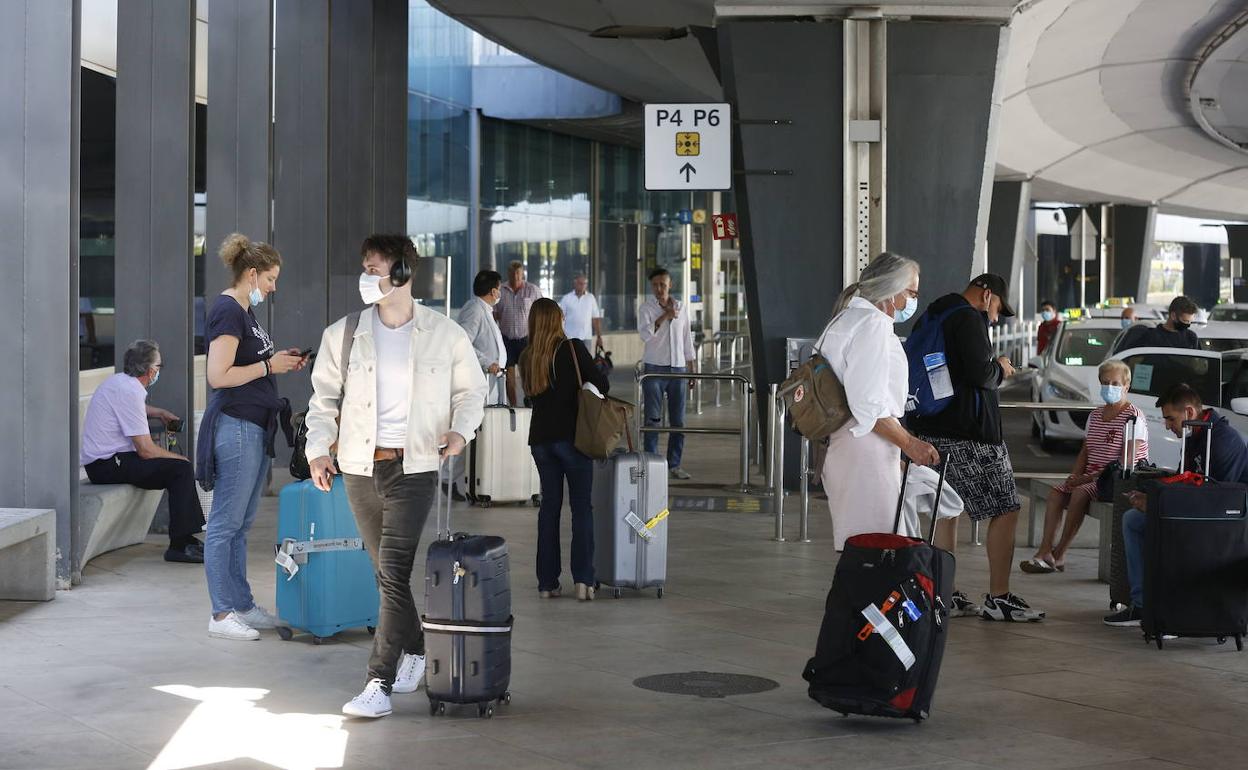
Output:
[1116, 296, 1199, 352]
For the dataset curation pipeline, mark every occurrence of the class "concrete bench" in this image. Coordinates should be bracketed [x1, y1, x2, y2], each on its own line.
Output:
[77, 481, 163, 567]
[1022, 477, 1114, 583]
[0, 508, 56, 601]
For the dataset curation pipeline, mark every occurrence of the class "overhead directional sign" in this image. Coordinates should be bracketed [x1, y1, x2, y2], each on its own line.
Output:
[644, 103, 731, 191]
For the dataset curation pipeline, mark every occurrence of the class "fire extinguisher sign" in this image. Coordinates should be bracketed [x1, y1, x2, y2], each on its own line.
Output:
[710, 213, 739, 241]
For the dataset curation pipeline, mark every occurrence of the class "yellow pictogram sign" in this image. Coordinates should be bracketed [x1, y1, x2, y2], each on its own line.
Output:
[675, 132, 700, 156]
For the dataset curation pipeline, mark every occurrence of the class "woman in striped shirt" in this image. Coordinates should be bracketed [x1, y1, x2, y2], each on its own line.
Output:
[1022, 359, 1148, 574]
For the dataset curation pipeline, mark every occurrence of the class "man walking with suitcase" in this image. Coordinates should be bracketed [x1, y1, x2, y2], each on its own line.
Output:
[1105, 384, 1248, 627]
[304, 234, 487, 719]
[906, 274, 1045, 622]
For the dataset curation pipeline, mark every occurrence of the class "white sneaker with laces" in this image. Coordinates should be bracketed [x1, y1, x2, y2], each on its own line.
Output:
[236, 605, 281, 629]
[208, 612, 260, 641]
[670, 467, 692, 480]
[343, 679, 392, 718]
[392, 653, 427, 694]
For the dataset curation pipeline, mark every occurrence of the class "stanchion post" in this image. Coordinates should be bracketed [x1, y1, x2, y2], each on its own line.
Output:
[765, 383, 778, 491]
[799, 435, 811, 543]
[738, 384, 752, 491]
[773, 397, 787, 542]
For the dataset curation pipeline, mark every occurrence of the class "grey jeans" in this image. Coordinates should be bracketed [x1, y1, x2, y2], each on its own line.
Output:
[344, 461, 436, 691]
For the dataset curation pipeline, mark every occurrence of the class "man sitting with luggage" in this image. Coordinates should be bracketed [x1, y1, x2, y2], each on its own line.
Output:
[81, 339, 206, 563]
[1104, 383, 1248, 627]
[305, 234, 487, 719]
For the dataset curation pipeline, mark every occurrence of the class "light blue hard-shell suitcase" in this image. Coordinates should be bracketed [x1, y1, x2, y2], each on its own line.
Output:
[274, 478, 379, 644]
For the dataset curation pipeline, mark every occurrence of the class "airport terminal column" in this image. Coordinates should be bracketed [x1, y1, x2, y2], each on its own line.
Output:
[269, 0, 408, 422]
[114, 0, 196, 461]
[0, 0, 80, 587]
[1227, 225, 1248, 303]
[987, 180, 1032, 318]
[1109, 205, 1157, 303]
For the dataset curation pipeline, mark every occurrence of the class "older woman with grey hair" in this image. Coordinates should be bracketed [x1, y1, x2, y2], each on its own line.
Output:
[818, 252, 940, 550]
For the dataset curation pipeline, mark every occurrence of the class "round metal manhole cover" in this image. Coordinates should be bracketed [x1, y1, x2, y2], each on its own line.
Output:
[633, 671, 779, 698]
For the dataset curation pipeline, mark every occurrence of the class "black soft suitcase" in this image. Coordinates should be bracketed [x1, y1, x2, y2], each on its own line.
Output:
[802, 460, 955, 722]
[422, 463, 514, 717]
[1105, 416, 1169, 609]
[1142, 419, 1248, 650]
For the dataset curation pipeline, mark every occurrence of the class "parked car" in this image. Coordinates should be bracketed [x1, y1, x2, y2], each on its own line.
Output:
[1109, 347, 1248, 469]
[1209, 304, 1248, 323]
[1109, 320, 1248, 356]
[1029, 318, 1123, 448]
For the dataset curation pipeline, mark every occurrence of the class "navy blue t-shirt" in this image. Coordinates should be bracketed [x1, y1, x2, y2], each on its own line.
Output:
[206, 294, 279, 428]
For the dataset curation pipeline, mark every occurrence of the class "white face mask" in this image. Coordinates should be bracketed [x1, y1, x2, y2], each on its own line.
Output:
[358, 273, 394, 305]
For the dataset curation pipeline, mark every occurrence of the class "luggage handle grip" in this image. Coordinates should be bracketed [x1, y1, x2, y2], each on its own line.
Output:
[1179, 419, 1214, 477]
[894, 458, 948, 545]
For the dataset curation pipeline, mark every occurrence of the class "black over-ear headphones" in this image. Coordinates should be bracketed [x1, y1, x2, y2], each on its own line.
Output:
[390, 246, 413, 287]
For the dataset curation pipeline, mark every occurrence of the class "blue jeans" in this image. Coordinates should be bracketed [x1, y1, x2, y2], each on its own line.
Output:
[205, 414, 271, 616]
[1123, 507, 1146, 609]
[642, 364, 687, 469]
[531, 440, 594, 591]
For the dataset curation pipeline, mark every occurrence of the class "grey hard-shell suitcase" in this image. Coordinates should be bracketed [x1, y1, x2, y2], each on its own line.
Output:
[591, 450, 669, 598]
[423, 460, 513, 718]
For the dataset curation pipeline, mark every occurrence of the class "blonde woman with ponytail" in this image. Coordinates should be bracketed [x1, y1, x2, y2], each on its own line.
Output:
[520, 298, 611, 601]
[195, 233, 306, 641]
[817, 252, 939, 551]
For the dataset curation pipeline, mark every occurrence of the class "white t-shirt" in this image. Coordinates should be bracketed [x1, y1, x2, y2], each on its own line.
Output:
[373, 313, 414, 449]
[559, 291, 602, 346]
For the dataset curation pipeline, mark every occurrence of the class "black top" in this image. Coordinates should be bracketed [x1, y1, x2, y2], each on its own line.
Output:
[1184, 409, 1248, 483]
[1117, 323, 1199, 352]
[206, 294, 280, 428]
[527, 338, 610, 446]
[905, 294, 1005, 445]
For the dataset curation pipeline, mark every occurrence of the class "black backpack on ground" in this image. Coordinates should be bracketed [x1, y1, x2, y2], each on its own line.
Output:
[802, 460, 955, 722]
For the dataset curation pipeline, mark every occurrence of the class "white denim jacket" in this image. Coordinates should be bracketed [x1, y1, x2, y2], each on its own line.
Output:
[304, 300, 488, 476]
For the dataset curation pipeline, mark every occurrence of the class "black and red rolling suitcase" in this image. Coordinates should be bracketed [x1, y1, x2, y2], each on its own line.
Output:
[422, 460, 514, 718]
[802, 460, 954, 722]
[1141, 419, 1248, 650]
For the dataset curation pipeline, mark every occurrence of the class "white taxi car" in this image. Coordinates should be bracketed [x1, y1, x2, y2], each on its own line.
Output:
[1029, 318, 1122, 448]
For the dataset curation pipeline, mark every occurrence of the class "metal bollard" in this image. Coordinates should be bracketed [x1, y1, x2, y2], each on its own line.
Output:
[738, 385, 752, 492]
[728, 339, 738, 401]
[713, 339, 723, 407]
[765, 383, 778, 492]
[773, 397, 787, 542]
[799, 435, 811, 543]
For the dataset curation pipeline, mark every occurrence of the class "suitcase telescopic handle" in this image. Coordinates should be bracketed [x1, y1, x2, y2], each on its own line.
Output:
[1180, 419, 1215, 477]
[893, 458, 948, 544]
[435, 453, 454, 540]
[1121, 414, 1138, 479]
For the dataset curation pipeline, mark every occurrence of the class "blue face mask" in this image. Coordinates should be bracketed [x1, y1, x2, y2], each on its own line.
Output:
[148, 368, 160, 387]
[1041, 310, 1055, 322]
[893, 295, 918, 324]
[1122, 318, 1132, 329]
[249, 284, 264, 306]
[1101, 384, 1123, 404]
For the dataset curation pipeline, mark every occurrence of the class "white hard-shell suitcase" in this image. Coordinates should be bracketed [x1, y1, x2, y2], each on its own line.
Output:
[467, 401, 541, 508]
[592, 450, 669, 598]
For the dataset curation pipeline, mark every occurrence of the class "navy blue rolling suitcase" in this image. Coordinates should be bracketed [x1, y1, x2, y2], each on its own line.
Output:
[1142, 419, 1248, 650]
[803, 460, 954, 722]
[423, 460, 513, 718]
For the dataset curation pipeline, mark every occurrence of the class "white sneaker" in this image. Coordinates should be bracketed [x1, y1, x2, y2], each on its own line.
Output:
[392, 653, 427, 694]
[670, 467, 692, 480]
[236, 605, 281, 630]
[208, 612, 260, 641]
[342, 679, 392, 718]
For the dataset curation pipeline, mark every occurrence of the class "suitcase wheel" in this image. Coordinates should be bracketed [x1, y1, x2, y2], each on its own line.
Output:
[276, 626, 293, 642]
[367, 626, 376, 636]
[1237, 635, 1245, 652]
[313, 636, 327, 646]
[1218, 636, 1227, 645]
[429, 699, 443, 716]
[1156, 636, 1164, 650]
[500, 692, 512, 706]
[477, 703, 494, 719]
[480, 499, 493, 509]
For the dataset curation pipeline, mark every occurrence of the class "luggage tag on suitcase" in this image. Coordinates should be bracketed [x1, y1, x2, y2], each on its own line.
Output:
[625, 511, 652, 540]
[860, 603, 916, 670]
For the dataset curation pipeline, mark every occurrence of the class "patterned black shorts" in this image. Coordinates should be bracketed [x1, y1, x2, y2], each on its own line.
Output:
[916, 434, 1020, 521]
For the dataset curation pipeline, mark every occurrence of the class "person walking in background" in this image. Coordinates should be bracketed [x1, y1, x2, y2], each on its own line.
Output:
[906, 274, 1046, 622]
[82, 339, 206, 564]
[559, 273, 604, 352]
[1022, 360, 1147, 574]
[197, 234, 307, 641]
[451, 269, 508, 499]
[638, 268, 697, 481]
[818, 253, 940, 551]
[304, 234, 487, 719]
[1117, 295, 1199, 351]
[520, 298, 610, 601]
[496, 260, 543, 406]
[1120, 306, 1136, 328]
[1036, 300, 1060, 355]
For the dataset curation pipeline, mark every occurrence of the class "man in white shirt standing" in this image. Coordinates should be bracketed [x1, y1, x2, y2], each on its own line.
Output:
[637, 268, 697, 480]
[305, 234, 487, 720]
[558, 273, 604, 352]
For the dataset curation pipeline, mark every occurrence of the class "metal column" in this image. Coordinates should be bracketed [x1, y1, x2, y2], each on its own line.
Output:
[115, 0, 196, 456]
[0, 0, 81, 588]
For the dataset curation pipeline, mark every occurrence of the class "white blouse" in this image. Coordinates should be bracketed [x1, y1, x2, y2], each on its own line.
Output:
[816, 297, 908, 438]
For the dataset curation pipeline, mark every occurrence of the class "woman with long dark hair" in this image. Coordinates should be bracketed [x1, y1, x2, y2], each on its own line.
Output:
[520, 298, 610, 601]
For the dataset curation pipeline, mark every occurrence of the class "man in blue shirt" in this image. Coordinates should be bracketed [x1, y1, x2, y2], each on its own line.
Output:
[1104, 383, 1248, 626]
